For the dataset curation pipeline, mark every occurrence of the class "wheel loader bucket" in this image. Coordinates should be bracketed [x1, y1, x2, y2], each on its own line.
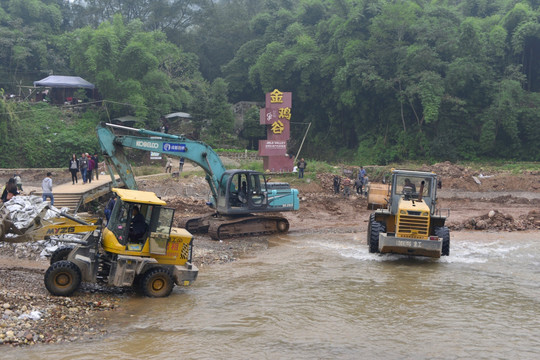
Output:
[0, 204, 50, 243]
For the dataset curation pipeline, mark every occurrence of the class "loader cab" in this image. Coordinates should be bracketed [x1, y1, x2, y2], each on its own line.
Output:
[103, 188, 174, 255]
[389, 170, 438, 214]
[217, 170, 268, 215]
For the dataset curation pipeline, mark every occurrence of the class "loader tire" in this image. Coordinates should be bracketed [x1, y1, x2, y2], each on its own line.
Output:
[368, 214, 385, 253]
[44, 260, 82, 297]
[367, 214, 374, 246]
[435, 226, 450, 256]
[141, 267, 174, 298]
[50, 246, 74, 265]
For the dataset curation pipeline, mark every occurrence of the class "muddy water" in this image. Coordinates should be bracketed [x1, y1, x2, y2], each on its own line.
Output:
[5, 231, 540, 359]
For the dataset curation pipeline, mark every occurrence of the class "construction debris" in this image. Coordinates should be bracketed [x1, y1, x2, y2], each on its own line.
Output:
[452, 209, 540, 231]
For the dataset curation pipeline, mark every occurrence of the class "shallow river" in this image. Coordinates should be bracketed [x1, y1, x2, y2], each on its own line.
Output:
[5, 231, 540, 359]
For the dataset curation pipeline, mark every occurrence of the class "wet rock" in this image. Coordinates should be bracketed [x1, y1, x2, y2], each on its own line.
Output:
[475, 220, 488, 230]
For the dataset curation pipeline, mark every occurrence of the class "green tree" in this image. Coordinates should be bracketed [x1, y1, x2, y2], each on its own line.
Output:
[206, 78, 235, 137]
[240, 105, 265, 149]
[64, 15, 198, 123]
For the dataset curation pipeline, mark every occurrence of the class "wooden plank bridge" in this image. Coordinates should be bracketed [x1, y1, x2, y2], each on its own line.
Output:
[34, 177, 120, 213]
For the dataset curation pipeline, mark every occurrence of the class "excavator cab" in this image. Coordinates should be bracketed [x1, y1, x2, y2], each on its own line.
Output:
[217, 170, 269, 214]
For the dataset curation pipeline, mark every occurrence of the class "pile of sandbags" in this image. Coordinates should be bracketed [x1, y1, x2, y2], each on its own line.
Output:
[3, 196, 58, 229]
[1, 196, 78, 260]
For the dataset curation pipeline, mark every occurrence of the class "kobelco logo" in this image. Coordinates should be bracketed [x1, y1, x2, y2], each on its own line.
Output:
[136, 140, 159, 149]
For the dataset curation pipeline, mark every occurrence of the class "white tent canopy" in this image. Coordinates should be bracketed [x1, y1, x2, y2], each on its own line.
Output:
[164, 112, 192, 119]
[33, 75, 95, 89]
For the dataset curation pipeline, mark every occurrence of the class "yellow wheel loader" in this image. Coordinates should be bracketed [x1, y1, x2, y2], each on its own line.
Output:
[367, 169, 450, 258]
[44, 188, 198, 297]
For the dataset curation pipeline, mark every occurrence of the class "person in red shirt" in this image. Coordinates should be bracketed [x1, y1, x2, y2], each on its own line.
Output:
[342, 177, 352, 197]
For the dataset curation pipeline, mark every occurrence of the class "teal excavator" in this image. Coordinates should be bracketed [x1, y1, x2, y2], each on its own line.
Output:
[96, 122, 299, 239]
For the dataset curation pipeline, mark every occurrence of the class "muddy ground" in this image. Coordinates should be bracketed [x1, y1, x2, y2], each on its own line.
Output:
[1, 162, 539, 346]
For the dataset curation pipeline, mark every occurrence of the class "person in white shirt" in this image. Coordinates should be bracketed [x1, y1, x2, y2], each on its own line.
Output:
[42, 172, 54, 205]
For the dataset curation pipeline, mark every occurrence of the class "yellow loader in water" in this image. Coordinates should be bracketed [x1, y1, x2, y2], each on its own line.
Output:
[367, 169, 450, 258]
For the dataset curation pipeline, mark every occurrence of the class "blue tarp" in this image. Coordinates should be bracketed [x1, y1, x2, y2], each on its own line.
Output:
[33, 75, 95, 89]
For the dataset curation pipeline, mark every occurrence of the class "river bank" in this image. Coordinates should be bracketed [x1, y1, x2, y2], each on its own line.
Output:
[1, 164, 539, 346]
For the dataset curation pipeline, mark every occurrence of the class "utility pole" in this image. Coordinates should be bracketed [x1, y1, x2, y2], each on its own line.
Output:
[294, 122, 311, 164]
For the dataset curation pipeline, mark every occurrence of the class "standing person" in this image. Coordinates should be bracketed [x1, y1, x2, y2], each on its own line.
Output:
[92, 153, 99, 180]
[1, 178, 19, 202]
[358, 166, 367, 196]
[179, 157, 185, 172]
[333, 175, 341, 194]
[87, 153, 95, 184]
[363, 176, 369, 196]
[79, 153, 88, 184]
[342, 177, 352, 197]
[69, 154, 79, 184]
[42, 172, 54, 205]
[165, 157, 172, 173]
[359, 166, 366, 183]
[297, 158, 307, 179]
[354, 177, 363, 195]
[13, 174, 23, 192]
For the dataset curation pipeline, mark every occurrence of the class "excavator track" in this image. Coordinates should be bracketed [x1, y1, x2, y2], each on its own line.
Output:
[207, 215, 289, 240]
[179, 216, 211, 234]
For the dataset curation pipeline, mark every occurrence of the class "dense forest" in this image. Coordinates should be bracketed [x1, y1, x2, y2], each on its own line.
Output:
[1, 0, 540, 167]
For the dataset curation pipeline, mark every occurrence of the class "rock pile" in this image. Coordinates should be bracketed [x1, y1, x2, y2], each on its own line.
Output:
[0, 285, 118, 346]
[455, 209, 540, 231]
[316, 173, 338, 192]
[424, 161, 472, 178]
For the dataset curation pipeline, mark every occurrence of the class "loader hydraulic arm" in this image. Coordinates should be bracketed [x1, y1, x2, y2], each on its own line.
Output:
[96, 122, 227, 201]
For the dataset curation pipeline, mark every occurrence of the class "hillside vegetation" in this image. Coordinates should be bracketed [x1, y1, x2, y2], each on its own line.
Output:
[2, 0, 540, 166]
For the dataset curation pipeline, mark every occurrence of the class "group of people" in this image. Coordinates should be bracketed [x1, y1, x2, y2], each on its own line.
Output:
[165, 157, 185, 174]
[2, 172, 54, 206]
[69, 153, 100, 185]
[333, 166, 369, 198]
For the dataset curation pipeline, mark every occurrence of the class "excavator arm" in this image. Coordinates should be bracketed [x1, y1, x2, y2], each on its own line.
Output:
[97, 122, 226, 202]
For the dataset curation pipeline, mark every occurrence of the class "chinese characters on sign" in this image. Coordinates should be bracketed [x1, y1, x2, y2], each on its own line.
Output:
[279, 107, 291, 121]
[271, 120, 284, 134]
[270, 89, 283, 103]
[259, 89, 294, 171]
